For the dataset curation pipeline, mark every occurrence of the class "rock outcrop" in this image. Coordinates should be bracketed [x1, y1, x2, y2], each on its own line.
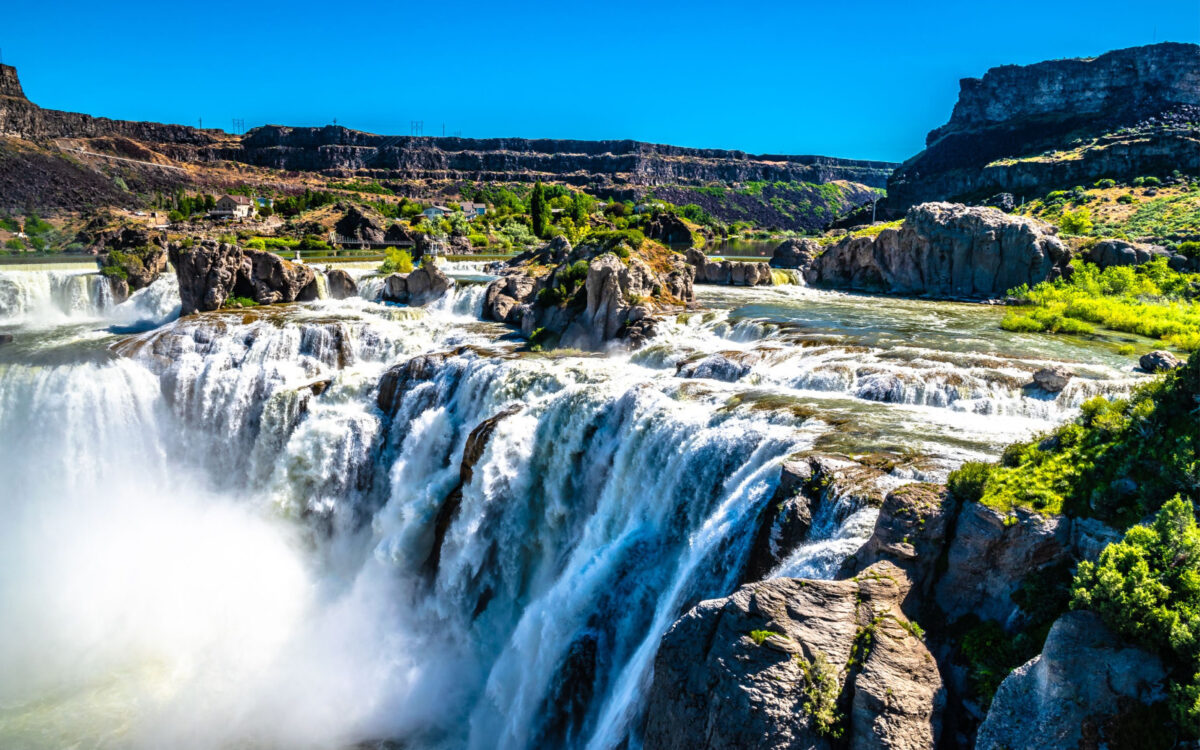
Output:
[1032, 366, 1072, 392]
[684, 247, 774, 286]
[92, 225, 170, 301]
[887, 43, 1200, 210]
[169, 240, 320, 314]
[378, 263, 453, 306]
[334, 206, 385, 244]
[934, 502, 1071, 626]
[976, 612, 1168, 750]
[482, 236, 695, 350]
[643, 561, 944, 750]
[643, 212, 694, 246]
[802, 203, 1070, 298]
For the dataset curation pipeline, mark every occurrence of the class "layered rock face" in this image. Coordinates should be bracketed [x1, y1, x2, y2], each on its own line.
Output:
[976, 612, 1168, 750]
[803, 203, 1070, 298]
[169, 240, 320, 314]
[887, 43, 1200, 209]
[643, 561, 944, 750]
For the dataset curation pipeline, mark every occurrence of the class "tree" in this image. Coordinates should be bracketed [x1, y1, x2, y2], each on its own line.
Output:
[379, 247, 413, 274]
[1059, 206, 1093, 235]
[530, 180, 549, 238]
[258, 202, 273, 218]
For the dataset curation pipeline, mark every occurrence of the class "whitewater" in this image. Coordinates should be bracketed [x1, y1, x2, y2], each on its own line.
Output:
[0, 265, 1145, 749]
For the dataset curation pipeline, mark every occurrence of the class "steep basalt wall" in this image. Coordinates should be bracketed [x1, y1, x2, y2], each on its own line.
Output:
[887, 43, 1200, 210]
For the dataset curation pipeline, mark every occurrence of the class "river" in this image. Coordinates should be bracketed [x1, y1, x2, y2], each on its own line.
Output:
[0, 266, 1144, 749]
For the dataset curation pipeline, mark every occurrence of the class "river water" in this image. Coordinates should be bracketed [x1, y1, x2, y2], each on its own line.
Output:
[0, 266, 1145, 750]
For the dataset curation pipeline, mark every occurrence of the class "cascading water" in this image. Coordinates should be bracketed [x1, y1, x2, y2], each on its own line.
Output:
[0, 266, 1147, 749]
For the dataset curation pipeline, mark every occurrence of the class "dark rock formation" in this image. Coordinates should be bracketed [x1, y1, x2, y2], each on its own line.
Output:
[770, 238, 821, 269]
[376, 353, 446, 414]
[976, 612, 1168, 750]
[643, 561, 944, 750]
[1032, 366, 1072, 392]
[169, 240, 319, 314]
[1140, 349, 1184, 373]
[887, 43, 1200, 210]
[1083, 238, 1199, 273]
[685, 247, 773, 286]
[324, 268, 358, 300]
[93, 226, 170, 298]
[643, 212, 694, 246]
[675, 351, 760, 381]
[334, 206, 385, 244]
[804, 202, 1070, 298]
[378, 263, 453, 305]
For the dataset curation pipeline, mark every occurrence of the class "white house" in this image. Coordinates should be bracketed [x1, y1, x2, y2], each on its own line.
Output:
[423, 205, 451, 221]
[212, 194, 254, 219]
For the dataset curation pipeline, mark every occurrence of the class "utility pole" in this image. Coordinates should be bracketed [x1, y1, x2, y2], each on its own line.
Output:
[198, 117, 202, 129]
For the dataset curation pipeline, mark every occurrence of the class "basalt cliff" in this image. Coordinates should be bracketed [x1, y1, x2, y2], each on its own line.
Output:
[0, 63, 891, 224]
[887, 42, 1200, 210]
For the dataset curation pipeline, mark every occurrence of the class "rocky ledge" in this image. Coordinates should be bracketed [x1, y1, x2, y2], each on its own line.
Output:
[481, 235, 694, 349]
[773, 202, 1071, 298]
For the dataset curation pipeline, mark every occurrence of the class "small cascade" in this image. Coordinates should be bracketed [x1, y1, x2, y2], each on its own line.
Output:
[0, 270, 114, 323]
[770, 268, 804, 286]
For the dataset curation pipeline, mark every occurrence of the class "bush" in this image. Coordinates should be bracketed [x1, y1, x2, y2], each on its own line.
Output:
[1177, 241, 1200, 259]
[468, 233, 487, 248]
[947, 461, 994, 503]
[1118, 194, 1137, 204]
[1134, 177, 1146, 187]
[1072, 497, 1200, 735]
[1059, 206, 1094, 235]
[168, 210, 185, 223]
[1095, 179, 1117, 189]
[244, 237, 266, 250]
[1143, 176, 1162, 187]
[3, 238, 22, 250]
[379, 247, 414, 274]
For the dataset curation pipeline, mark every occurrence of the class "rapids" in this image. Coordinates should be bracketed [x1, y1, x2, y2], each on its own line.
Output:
[0, 265, 1149, 749]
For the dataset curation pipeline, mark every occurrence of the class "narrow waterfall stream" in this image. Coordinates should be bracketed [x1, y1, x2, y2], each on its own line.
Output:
[0, 266, 1146, 750]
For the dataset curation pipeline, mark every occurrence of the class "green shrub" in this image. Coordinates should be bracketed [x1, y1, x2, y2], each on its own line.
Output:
[224, 295, 258, 308]
[1059, 206, 1094, 235]
[244, 237, 266, 250]
[1118, 194, 1137, 204]
[1072, 497, 1200, 736]
[1177, 241, 1200, 259]
[468, 233, 488, 248]
[796, 650, 843, 738]
[1095, 179, 1117, 189]
[1134, 177, 1146, 187]
[1143, 176, 1162, 187]
[947, 461, 994, 503]
[379, 248, 414, 274]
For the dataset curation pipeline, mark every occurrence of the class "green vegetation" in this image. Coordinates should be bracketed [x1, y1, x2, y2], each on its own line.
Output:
[749, 629, 781, 646]
[946, 353, 1198, 527]
[328, 180, 393, 195]
[1059, 206, 1093, 235]
[530, 181, 550, 239]
[1002, 259, 1200, 351]
[536, 259, 589, 306]
[379, 247, 414, 274]
[99, 246, 159, 282]
[224, 296, 258, 308]
[796, 650, 843, 738]
[274, 189, 337, 218]
[1073, 496, 1200, 735]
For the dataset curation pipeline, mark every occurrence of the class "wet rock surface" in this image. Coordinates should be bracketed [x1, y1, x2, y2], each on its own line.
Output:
[1139, 349, 1183, 373]
[324, 268, 358, 300]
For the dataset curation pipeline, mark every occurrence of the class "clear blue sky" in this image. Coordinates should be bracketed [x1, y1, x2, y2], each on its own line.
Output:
[3, 1, 1197, 162]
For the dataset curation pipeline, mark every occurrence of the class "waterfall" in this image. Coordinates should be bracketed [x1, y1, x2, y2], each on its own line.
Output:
[0, 270, 1143, 749]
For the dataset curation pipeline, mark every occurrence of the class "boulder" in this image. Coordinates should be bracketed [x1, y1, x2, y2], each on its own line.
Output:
[324, 268, 358, 300]
[642, 561, 943, 750]
[379, 263, 453, 305]
[0, 333, 13, 345]
[1032, 365, 1072, 392]
[675, 351, 759, 382]
[770, 237, 821, 269]
[984, 193, 1015, 212]
[934, 502, 1072, 626]
[94, 225, 169, 292]
[169, 240, 319, 315]
[1139, 349, 1183, 372]
[976, 612, 1168, 750]
[804, 203, 1071, 298]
